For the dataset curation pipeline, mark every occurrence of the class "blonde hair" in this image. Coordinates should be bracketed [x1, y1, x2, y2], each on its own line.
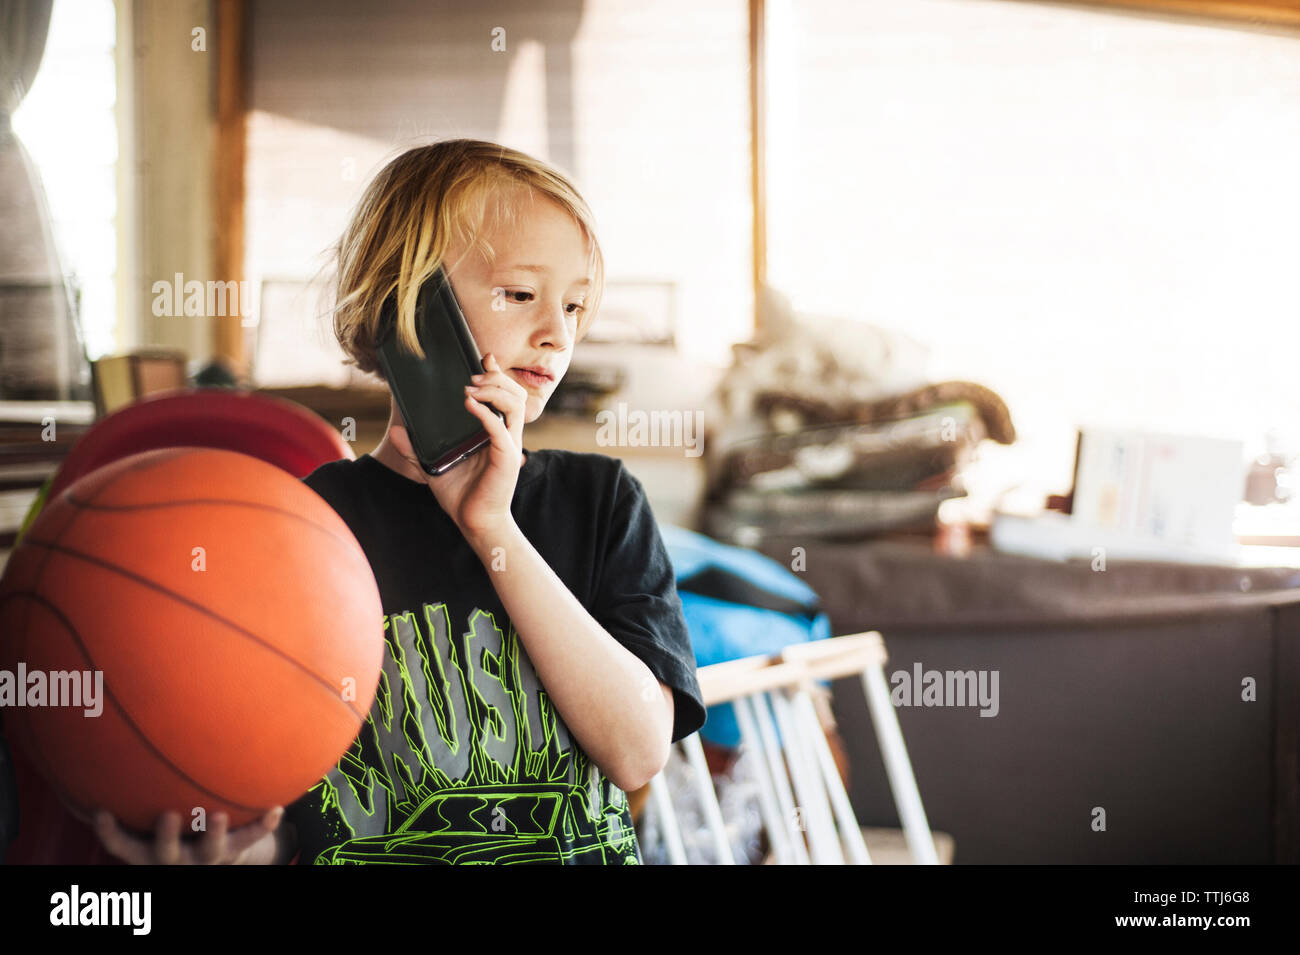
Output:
[330, 139, 604, 379]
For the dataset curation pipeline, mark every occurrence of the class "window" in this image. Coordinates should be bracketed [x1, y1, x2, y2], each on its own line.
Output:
[766, 0, 1300, 508]
[12, 0, 118, 361]
[244, 0, 751, 386]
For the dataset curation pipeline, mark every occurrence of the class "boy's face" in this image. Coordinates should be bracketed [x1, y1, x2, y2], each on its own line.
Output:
[442, 195, 593, 424]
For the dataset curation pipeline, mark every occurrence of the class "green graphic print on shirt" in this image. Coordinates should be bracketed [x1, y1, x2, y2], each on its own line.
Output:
[303, 600, 641, 865]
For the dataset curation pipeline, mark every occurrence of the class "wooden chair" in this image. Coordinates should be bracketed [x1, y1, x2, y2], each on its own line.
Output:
[644, 631, 941, 865]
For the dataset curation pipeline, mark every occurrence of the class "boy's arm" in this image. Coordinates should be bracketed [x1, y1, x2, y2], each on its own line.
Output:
[658, 683, 675, 729]
[464, 519, 674, 792]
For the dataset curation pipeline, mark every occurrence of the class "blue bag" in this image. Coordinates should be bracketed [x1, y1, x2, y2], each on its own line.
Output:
[659, 524, 832, 748]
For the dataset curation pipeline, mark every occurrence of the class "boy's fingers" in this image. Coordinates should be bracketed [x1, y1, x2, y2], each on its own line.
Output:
[467, 381, 524, 430]
[475, 364, 528, 404]
[220, 807, 284, 863]
[468, 379, 524, 402]
[192, 812, 230, 865]
[466, 395, 512, 442]
[94, 810, 150, 866]
[152, 811, 184, 865]
[465, 385, 521, 420]
[94, 807, 279, 866]
[473, 398, 525, 462]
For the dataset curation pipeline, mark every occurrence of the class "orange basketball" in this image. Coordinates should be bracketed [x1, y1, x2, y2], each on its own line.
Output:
[0, 446, 384, 833]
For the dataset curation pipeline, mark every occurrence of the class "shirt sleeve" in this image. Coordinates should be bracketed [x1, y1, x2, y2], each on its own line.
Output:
[591, 461, 707, 744]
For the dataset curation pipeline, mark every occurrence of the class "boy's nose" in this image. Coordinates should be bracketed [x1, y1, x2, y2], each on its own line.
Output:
[537, 303, 574, 344]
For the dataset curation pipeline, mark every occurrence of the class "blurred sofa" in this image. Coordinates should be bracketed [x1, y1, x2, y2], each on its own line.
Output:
[753, 536, 1300, 864]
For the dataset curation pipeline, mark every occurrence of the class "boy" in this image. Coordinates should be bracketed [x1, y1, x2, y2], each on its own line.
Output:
[94, 140, 705, 865]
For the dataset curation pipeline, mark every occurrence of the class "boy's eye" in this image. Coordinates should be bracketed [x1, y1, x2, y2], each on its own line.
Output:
[504, 290, 583, 316]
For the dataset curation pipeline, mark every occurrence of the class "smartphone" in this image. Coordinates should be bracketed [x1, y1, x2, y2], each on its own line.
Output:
[375, 268, 503, 475]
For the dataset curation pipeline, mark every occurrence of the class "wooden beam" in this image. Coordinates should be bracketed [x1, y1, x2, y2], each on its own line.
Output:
[1027, 0, 1300, 28]
[214, 0, 248, 376]
[749, 0, 768, 335]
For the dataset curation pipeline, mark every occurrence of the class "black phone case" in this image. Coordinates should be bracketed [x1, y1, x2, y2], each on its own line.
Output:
[375, 271, 503, 475]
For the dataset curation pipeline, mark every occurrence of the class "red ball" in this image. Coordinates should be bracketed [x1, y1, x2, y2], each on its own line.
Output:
[0, 447, 383, 833]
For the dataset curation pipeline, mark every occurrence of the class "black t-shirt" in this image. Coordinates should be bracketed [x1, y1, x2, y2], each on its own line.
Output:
[285, 449, 706, 865]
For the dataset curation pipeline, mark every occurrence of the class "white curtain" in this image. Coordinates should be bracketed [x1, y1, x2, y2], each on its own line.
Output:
[0, 0, 91, 401]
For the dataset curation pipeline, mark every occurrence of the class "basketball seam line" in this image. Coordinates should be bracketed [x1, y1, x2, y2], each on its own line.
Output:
[14, 536, 372, 724]
[62, 446, 372, 582]
[64, 492, 371, 568]
[8, 449, 372, 822]
[0, 589, 266, 816]
[64, 457, 374, 714]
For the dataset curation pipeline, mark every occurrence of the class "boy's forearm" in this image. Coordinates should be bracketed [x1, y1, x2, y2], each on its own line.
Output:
[464, 518, 673, 790]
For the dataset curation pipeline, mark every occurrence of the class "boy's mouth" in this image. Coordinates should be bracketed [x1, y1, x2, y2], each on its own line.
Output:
[511, 367, 555, 387]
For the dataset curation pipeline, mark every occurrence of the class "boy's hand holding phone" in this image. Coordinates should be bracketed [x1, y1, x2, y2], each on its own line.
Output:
[388, 351, 529, 544]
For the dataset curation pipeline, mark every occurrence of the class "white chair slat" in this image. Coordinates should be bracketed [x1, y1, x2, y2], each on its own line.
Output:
[644, 631, 939, 865]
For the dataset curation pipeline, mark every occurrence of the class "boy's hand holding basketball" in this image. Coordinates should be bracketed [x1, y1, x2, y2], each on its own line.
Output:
[92, 806, 291, 865]
[389, 352, 529, 543]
